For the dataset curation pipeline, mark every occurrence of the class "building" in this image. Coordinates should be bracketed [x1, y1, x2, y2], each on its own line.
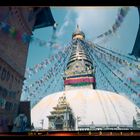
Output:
[0, 6, 55, 132]
[47, 93, 75, 131]
[134, 108, 140, 129]
[31, 25, 140, 130]
[18, 101, 31, 130]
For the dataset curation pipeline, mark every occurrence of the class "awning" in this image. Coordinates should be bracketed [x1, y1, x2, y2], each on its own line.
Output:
[130, 7, 140, 58]
[33, 7, 55, 30]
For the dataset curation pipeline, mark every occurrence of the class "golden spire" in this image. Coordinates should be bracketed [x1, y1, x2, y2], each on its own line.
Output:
[76, 24, 80, 32]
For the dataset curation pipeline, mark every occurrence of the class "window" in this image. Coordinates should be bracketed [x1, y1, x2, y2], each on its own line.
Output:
[8, 91, 16, 98]
[0, 67, 11, 82]
[13, 103, 18, 111]
[6, 71, 10, 81]
[2, 88, 7, 98]
[1, 68, 6, 81]
[0, 86, 2, 96]
[5, 101, 13, 111]
[15, 77, 17, 82]
[0, 87, 7, 98]
[0, 98, 6, 109]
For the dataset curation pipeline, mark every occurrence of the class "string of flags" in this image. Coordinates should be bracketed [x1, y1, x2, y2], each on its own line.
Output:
[90, 46, 140, 92]
[96, 46, 140, 86]
[25, 43, 72, 78]
[94, 47, 140, 82]
[95, 44, 140, 63]
[42, 59, 67, 97]
[23, 50, 71, 106]
[83, 40, 140, 75]
[0, 21, 32, 44]
[82, 39, 139, 95]
[91, 48, 139, 96]
[22, 34, 72, 106]
[0, 20, 58, 48]
[31, 70, 64, 106]
[23, 44, 72, 98]
[23, 56, 66, 98]
[95, 54, 140, 104]
[91, 53, 119, 93]
[94, 7, 130, 44]
[0, 7, 130, 48]
[89, 46, 125, 94]
[81, 40, 121, 93]
[28, 61, 64, 101]
[95, 45, 140, 71]
[21, 6, 139, 106]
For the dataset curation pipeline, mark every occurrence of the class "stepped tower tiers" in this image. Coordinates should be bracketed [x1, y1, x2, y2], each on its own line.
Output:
[47, 93, 75, 131]
[64, 25, 96, 90]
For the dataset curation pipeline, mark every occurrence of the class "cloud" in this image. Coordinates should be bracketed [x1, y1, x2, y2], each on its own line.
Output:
[56, 10, 72, 37]
[72, 7, 118, 39]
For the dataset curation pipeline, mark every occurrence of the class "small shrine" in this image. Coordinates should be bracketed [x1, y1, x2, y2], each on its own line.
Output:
[136, 108, 140, 129]
[47, 93, 75, 131]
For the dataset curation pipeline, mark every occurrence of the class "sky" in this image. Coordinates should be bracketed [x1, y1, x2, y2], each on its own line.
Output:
[21, 6, 139, 107]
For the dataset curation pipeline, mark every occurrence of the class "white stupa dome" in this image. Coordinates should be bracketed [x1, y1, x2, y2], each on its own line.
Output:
[31, 88, 139, 130]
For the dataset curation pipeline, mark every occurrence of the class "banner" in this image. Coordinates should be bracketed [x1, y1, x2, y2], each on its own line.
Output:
[64, 77, 95, 85]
